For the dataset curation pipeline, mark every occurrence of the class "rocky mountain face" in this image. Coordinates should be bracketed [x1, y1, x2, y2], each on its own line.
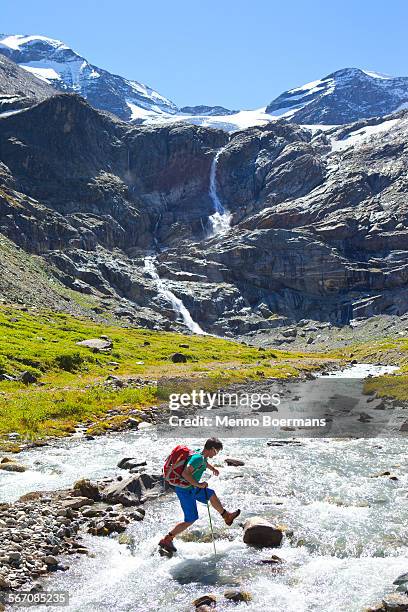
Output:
[0, 93, 407, 336]
[0, 34, 177, 122]
[266, 68, 408, 124]
[0, 53, 56, 114]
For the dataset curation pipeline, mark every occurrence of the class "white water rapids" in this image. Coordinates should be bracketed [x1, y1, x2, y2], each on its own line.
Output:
[209, 148, 232, 235]
[144, 256, 205, 335]
[1, 365, 407, 611]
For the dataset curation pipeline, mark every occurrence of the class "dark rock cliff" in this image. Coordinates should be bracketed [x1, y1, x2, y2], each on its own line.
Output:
[1, 93, 408, 334]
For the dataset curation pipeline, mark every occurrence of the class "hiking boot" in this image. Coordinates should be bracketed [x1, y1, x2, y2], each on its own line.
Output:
[222, 509, 241, 526]
[159, 534, 177, 553]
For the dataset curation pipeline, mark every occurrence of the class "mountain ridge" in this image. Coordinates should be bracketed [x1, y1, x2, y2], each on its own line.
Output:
[2, 34, 408, 130]
[0, 33, 178, 121]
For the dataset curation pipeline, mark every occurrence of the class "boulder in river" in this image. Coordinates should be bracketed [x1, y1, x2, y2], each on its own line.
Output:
[381, 592, 408, 611]
[394, 572, 408, 590]
[260, 554, 284, 565]
[73, 478, 101, 501]
[103, 473, 166, 506]
[117, 457, 147, 470]
[0, 458, 26, 472]
[225, 458, 245, 466]
[243, 516, 284, 547]
[193, 594, 217, 608]
[224, 590, 252, 602]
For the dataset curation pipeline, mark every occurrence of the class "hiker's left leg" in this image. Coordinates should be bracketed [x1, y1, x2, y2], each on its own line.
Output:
[168, 520, 195, 537]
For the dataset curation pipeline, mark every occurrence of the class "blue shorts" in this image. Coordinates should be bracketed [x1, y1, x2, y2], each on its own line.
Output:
[174, 486, 215, 523]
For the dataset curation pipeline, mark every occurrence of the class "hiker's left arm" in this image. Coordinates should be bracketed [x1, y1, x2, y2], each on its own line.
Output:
[207, 462, 219, 476]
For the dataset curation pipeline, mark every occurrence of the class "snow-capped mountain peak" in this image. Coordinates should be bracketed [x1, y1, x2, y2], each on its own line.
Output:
[266, 67, 408, 124]
[0, 34, 69, 51]
[0, 33, 177, 121]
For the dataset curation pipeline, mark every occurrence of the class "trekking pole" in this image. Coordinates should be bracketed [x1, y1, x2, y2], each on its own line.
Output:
[205, 487, 217, 559]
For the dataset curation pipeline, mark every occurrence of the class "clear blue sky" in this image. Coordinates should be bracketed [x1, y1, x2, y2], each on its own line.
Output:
[1, 0, 408, 109]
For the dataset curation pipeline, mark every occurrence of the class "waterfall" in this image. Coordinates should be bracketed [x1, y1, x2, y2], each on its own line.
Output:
[209, 147, 232, 235]
[144, 256, 205, 335]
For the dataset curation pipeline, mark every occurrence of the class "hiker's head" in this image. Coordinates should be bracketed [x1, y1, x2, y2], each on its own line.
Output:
[203, 437, 223, 457]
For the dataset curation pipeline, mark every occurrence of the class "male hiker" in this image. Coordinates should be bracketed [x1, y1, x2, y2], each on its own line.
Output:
[159, 437, 241, 553]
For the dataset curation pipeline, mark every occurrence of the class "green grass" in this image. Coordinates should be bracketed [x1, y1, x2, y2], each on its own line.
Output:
[328, 336, 408, 402]
[0, 305, 329, 447]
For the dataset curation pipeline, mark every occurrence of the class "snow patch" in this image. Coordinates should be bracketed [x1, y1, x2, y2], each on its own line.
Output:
[288, 78, 326, 93]
[126, 101, 162, 120]
[21, 64, 61, 82]
[361, 69, 393, 80]
[331, 118, 400, 152]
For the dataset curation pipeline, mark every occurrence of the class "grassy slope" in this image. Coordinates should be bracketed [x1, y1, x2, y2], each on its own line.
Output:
[329, 338, 408, 401]
[0, 306, 331, 447]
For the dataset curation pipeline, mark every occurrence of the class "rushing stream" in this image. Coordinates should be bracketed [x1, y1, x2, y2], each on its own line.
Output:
[1, 365, 407, 612]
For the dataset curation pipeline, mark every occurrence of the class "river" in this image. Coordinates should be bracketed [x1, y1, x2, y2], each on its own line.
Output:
[1, 364, 406, 611]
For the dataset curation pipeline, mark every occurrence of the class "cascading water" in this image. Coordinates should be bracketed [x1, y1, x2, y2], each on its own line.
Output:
[144, 256, 205, 335]
[209, 147, 232, 235]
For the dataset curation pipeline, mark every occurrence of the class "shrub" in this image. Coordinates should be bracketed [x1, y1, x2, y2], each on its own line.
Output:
[54, 352, 87, 372]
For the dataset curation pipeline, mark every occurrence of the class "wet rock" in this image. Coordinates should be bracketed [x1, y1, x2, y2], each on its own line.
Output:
[243, 516, 284, 547]
[224, 590, 252, 603]
[260, 554, 284, 565]
[128, 508, 145, 521]
[103, 473, 166, 506]
[81, 504, 108, 518]
[193, 594, 217, 609]
[225, 458, 245, 467]
[72, 478, 101, 501]
[61, 497, 92, 510]
[382, 592, 408, 611]
[42, 555, 58, 566]
[88, 517, 127, 536]
[0, 459, 26, 472]
[170, 352, 188, 363]
[267, 440, 302, 446]
[394, 573, 408, 591]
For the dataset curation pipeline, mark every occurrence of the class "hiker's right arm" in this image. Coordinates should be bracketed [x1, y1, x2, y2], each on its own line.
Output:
[182, 465, 207, 488]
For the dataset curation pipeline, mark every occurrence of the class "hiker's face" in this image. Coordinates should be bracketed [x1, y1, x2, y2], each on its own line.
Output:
[209, 448, 220, 458]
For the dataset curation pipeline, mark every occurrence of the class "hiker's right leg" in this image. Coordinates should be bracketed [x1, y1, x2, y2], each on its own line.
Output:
[196, 487, 241, 526]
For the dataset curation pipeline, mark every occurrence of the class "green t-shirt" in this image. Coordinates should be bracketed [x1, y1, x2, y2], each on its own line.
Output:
[186, 451, 207, 488]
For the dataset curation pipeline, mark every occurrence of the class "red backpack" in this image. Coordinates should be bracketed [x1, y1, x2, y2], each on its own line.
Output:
[163, 445, 200, 488]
